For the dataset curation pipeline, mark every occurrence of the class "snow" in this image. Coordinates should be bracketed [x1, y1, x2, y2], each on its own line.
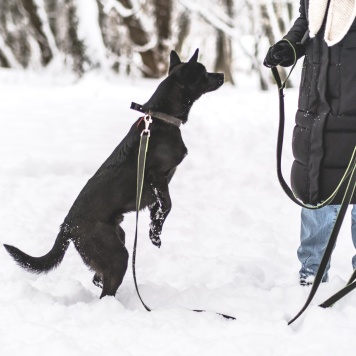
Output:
[1, 69, 356, 355]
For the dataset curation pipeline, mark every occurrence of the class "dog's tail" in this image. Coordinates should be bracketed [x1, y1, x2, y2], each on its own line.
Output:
[4, 229, 70, 274]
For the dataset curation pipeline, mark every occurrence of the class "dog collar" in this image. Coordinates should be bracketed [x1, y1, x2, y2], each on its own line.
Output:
[130, 102, 182, 128]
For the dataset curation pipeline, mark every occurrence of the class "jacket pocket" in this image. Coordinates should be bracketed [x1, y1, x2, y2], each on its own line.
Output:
[298, 40, 318, 112]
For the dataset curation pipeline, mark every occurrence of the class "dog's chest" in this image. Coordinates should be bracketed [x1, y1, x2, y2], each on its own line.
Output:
[151, 128, 187, 165]
[174, 135, 188, 164]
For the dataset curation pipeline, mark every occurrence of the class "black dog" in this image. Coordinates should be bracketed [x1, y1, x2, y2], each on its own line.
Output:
[4, 49, 224, 298]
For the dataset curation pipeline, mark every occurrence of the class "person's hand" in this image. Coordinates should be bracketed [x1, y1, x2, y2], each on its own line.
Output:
[263, 40, 295, 68]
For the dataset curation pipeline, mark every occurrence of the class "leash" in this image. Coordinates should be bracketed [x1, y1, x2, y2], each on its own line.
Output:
[271, 63, 356, 325]
[319, 264, 356, 308]
[133, 114, 152, 312]
[131, 104, 236, 320]
[317, 161, 356, 309]
[288, 159, 356, 324]
[271, 65, 356, 209]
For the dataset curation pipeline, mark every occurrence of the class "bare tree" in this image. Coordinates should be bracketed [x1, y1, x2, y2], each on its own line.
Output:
[214, 0, 234, 84]
[21, 0, 53, 65]
[119, 0, 157, 77]
[153, 0, 173, 74]
[64, 0, 91, 74]
[0, 0, 31, 68]
[174, 9, 190, 54]
[260, 1, 291, 85]
[0, 0, 298, 88]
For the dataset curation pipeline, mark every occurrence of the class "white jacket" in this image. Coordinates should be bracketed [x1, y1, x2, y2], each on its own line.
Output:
[309, 0, 356, 45]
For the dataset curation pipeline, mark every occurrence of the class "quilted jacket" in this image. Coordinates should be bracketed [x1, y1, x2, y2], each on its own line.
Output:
[284, 0, 356, 204]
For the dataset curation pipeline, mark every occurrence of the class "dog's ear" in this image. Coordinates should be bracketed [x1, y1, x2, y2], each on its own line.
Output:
[169, 51, 181, 73]
[188, 48, 199, 64]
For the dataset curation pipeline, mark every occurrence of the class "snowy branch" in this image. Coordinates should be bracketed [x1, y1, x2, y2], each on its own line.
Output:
[178, 0, 237, 39]
[99, 0, 145, 18]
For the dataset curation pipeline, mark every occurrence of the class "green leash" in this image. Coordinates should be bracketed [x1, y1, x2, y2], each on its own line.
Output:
[271, 64, 356, 209]
[288, 157, 356, 325]
[132, 113, 236, 320]
[133, 114, 152, 312]
[272, 64, 356, 324]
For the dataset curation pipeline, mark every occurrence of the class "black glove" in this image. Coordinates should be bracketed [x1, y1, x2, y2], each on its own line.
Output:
[263, 40, 296, 68]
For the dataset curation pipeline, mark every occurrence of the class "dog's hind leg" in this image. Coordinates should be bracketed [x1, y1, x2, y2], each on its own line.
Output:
[74, 222, 129, 298]
[92, 223, 126, 290]
[99, 225, 129, 298]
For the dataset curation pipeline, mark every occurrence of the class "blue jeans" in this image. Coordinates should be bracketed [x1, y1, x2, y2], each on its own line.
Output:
[298, 205, 356, 281]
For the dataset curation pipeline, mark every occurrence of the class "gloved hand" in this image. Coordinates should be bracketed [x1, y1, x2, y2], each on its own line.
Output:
[263, 40, 296, 68]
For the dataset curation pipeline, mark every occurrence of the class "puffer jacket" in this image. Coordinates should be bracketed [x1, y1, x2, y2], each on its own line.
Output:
[284, 0, 356, 204]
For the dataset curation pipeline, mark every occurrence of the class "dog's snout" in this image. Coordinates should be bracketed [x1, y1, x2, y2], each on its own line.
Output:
[218, 73, 224, 85]
[205, 72, 225, 93]
[214, 73, 225, 88]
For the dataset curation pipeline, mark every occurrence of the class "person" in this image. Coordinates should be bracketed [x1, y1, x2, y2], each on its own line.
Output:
[263, 0, 356, 285]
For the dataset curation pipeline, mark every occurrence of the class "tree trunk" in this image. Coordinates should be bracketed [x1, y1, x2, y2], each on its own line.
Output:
[117, 0, 161, 78]
[21, 0, 53, 65]
[260, 3, 276, 45]
[214, 0, 234, 84]
[0, 48, 10, 68]
[0, 0, 31, 67]
[175, 10, 190, 54]
[215, 30, 234, 84]
[260, 2, 289, 86]
[272, 1, 286, 35]
[153, 0, 172, 74]
[64, 0, 91, 75]
[96, 1, 122, 72]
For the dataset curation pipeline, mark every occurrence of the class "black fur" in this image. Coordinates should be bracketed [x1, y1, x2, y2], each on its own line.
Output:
[4, 49, 224, 299]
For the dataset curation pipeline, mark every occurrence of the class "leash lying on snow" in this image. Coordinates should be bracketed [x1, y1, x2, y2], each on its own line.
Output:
[131, 102, 236, 320]
[271, 65, 356, 325]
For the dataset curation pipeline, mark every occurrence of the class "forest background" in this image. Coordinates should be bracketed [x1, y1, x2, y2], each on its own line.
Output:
[0, 0, 297, 89]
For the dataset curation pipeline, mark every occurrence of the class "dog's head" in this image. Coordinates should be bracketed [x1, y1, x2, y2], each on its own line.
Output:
[168, 49, 224, 100]
[143, 49, 224, 123]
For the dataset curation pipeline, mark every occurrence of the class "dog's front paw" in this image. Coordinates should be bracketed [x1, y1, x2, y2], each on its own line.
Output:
[149, 225, 162, 248]
[93, 274, 103, 289]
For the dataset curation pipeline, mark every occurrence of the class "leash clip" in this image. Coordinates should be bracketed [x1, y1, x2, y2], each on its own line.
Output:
[141, 114, 152, 137]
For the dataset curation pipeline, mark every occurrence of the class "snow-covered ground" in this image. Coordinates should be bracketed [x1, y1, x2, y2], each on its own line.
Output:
[1, 69, 356, 356]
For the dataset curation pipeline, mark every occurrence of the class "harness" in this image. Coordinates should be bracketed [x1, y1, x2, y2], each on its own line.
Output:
[130, 102, 236, 320]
